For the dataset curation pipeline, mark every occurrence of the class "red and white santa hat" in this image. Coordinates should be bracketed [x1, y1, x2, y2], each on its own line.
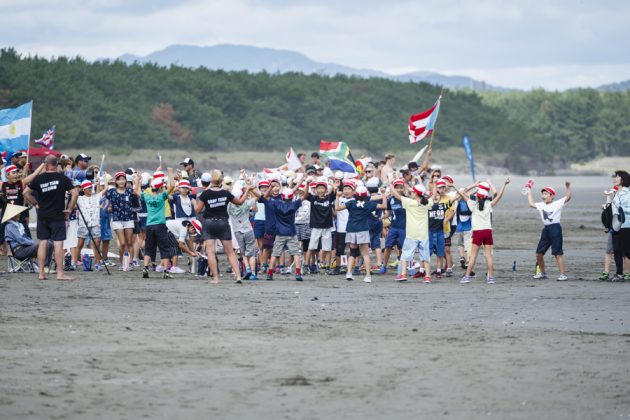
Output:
[412, 184, 426, 196]
[442, 175, 454, 185]
[343, 179, 356, 189]
[4, 165, 18, 174]
[178, 180, 191, 189]
[281, 187, 294, 200]
[476, 182, 491, 198]
[114, 171, 126, 180]
[541, 186, 556, 196]
[153, 170, 165, 180]
[355, 185, 369, 197]
[392, 179, 405, 187]
[258, 179, 270, 188]
[190, 219, 202, 235]
[81, 180, 93, 190]
[435, 179, 447, 188]
[151, 178, 164, 189]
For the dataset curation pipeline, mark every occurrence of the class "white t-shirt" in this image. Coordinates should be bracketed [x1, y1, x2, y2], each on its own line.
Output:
[77, 192, 102, 228]
[535, 197, 566, 225]
[295, 199, 311, 225]
[254, 202, 265, 221]
[166, 219, 189, 242]
[467, 199, 492, 231]
[336, 196, 352, 233]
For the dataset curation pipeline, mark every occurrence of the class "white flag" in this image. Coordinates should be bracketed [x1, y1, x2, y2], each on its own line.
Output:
[286, 147, 302, 171]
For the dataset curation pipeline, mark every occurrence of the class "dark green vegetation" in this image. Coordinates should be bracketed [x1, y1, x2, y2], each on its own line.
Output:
[1, 48, 628, 173]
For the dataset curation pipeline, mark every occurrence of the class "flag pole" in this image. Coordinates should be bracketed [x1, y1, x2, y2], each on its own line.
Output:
[428, 88, 443, 150]
[25, 101, 33, 175]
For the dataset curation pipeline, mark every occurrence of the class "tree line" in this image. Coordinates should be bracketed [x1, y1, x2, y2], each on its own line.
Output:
[1, 48, 628, 173]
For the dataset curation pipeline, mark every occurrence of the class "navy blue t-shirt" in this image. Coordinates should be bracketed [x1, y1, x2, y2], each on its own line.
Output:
[259, 195, 280, 234]
[387, 196, 406, 229]
[265, 199, 302, 236]
[345, 200, 378, 233]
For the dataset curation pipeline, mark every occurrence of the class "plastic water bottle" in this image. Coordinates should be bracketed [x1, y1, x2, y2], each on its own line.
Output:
[521, 179, 534, 195]
[122, 251, 130, 271]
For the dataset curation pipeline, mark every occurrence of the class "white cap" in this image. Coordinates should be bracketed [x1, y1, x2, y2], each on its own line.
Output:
[200, 172, 212, 183]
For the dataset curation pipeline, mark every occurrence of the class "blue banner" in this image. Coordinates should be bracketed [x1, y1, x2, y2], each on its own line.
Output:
[0, 101, 32, 153]
[462, 135, 476, 182]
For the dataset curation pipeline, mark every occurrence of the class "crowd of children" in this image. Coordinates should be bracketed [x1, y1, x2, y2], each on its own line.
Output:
[1, 150, 629, 284]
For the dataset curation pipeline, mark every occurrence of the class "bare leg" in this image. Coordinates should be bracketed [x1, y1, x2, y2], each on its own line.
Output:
[604, 253, 612, 273]
[466, 245, 481, 277]
[536, 253, 545, 273]
[205, 240, 218, 283]
[222, 240, 242, 281]
[91, 237, 102, 265]
[556, 255, 565, 275]
[484, 244, 494, 277]
[360, 244, 371, 276]
[114, 229, 126, 263]
[37, 240, 48, 280]
[55, 241, 73, 280]
[102, 240, 110, 262]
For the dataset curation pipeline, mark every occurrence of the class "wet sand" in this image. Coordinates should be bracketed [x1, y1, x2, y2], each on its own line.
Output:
[1, 176, 629, 419]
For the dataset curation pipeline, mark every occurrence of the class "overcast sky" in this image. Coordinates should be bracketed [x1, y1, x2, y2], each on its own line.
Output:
[3, 0, 629, 90]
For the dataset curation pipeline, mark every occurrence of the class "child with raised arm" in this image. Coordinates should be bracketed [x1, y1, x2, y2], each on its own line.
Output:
[527, 182, 572, 281]
[389, 182, 433, 283]
[335, 185, 387, 283]
[453, 179, 510, 284]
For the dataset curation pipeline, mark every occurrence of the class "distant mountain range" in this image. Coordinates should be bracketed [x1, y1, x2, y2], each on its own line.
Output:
[116, 44, 629, 92]
[117, 44, 508, 92]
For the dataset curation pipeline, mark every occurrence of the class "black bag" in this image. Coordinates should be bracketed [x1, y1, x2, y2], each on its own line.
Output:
[601, 204, 613, 230]
[613, 206, 626, 232]
[197, 257, 208, 277]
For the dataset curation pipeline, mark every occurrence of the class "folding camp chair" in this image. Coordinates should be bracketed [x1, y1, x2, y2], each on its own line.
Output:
[7, 245, 36, 273]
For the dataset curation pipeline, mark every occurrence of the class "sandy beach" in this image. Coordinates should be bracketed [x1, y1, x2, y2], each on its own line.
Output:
[1, 175, 629, 419]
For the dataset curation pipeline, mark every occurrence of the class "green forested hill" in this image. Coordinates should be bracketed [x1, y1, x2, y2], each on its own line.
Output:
[1, 48, 628, 173]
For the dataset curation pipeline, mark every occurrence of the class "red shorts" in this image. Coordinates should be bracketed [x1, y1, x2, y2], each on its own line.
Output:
[472, 229, 493, 246]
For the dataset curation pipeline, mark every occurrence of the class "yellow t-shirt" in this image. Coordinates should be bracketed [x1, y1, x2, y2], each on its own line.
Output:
[401, 196, 433, 241]
[442, 195, 455, 233]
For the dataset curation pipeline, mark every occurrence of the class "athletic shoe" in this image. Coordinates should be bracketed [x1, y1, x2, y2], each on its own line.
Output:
[235, 279, 242, 284]
[460, 257, 466, 269]
[469, 271, 476, 277]
[445, 269, 453, 278]
[394, 274, 407, 282]
[169, 266, 186, 274]
[557, 274, 568, 281]
[346, 273, 354, 281]
[324, 267, 332, 275]
[142, 267, 149, 278]
[412, 271, 423, 279]
[331, 267, 341, 275]
[283, 266, 292, 275]
[156, 265, 165, 273]
[352, 268, 360, 275]
[377, 266, 387, 275]
[460, 275, 471, 284]
[424, 276, 432, 284]
[435, 271, 442, 279]
[624, 274, 630, 282]
[104, 259, 116, 266]
[117, 265, 124, 271]
[388, 260, 399, 268]
[598, 272, 609, 281]
[243, 271, 252, 280]
[266, 273, 273, 281]
[487, 276, 495, 284]
[309, 264, 318, 274]
[94, 264, 104, 272]
[532, 272, 547, 280]
[295, 274, 304, 281]
[611, 274, 625, 282]
[163, 272, 173, 279]
[363, 275, 372, 283]
[249, 274, 258, 280]
[131, 260, 140, 269]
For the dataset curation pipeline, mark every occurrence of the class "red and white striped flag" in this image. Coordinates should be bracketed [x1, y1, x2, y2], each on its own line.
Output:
[408, 96, 441, 144]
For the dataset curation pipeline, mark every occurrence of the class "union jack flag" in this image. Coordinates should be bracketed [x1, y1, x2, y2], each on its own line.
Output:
[35, 125, 55, 149]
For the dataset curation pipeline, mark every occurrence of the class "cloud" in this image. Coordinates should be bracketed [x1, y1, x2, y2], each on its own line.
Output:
[1, 0, 629, 89]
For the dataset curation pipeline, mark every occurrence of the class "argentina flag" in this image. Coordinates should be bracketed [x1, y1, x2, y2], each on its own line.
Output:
[0, 101, 32, 153]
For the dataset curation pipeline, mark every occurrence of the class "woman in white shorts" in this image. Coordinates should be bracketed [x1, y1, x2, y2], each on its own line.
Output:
[105, 171, 138, 269]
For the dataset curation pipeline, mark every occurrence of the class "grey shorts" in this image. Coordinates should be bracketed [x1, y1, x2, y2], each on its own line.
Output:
[308, 227, 333, 251]
[345, 231, 370, 245]
[235, 230, 258, 257]
[272, 235, 302, 257]
[77, 225, 101, 239]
